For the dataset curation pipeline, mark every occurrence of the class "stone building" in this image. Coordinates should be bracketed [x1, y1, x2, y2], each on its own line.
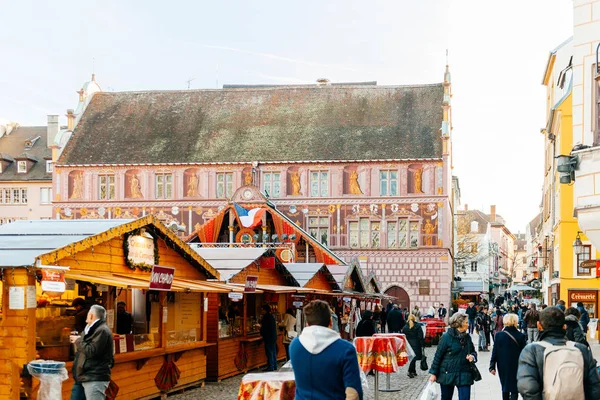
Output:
[54, 68, 455, 310]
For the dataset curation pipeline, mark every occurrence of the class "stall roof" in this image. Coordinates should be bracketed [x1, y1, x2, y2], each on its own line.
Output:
[283, 263, 341, 291]
[188, 246, 267, 281]
[65, 272, 150, 290]
[0, 219, 133, 267]
[230, 283, 323, 294]
[283, 263, 325, 286]
[0, 217, 221, 280]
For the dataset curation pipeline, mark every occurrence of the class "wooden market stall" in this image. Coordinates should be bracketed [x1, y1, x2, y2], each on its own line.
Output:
[0, 216, 242, 400]
[184, 185, 347, 381]
[191, 247, 324, 381]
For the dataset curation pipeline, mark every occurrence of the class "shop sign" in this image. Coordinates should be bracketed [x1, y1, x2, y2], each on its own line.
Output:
[244, 275, 258, 292]
[293, 301, 303, 308]
[127, 234, 155, 267]
[149, 265, 175, 291]
[41, 269, 66, 293]
[228, 292, 244, 301]
[569, 290, 597, 303]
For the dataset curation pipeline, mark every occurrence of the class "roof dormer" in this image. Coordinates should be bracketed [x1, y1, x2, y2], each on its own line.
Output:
[14, 153, 38, 174]
[0, 153, 14, 174]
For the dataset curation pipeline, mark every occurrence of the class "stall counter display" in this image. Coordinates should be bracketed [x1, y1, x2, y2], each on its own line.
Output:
[238, 371, 295, 400]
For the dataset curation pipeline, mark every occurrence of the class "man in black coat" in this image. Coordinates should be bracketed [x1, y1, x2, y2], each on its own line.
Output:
[438, 303, 448, 320]
[386, 304, 405, 333]
[71, 304, 114, 400]
[465, 302, 477, 334]
[259, 304, 278, 371]
[517, 307, 600, 400]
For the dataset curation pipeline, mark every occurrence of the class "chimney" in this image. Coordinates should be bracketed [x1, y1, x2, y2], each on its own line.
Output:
[464, 204, 468, 211]
[66, 109, 75, 131]
[490, 205, 496, 222]
[47, 115, 59, 148]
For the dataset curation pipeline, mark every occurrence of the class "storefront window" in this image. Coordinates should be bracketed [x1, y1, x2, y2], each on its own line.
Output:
[218, 293, 242, 338]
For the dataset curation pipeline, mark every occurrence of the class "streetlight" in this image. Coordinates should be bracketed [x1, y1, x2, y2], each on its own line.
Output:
[573, 231, 584, 256]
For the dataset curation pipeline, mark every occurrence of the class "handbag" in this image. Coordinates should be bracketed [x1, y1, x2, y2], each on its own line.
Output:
[420, 354, 429, 371]
[470, 363, 482, 382]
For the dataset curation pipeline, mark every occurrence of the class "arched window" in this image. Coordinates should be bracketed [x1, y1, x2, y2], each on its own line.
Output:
[470, 221, 479, 233]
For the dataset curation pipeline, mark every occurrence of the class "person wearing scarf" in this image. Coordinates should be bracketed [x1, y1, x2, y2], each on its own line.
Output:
[429, 312, 478, 400]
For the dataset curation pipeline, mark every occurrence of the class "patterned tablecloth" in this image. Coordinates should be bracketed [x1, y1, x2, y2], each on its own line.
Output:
[420, 318, 447, 339]
[237, 371, 296, 400]
[354, 336, 410, 373]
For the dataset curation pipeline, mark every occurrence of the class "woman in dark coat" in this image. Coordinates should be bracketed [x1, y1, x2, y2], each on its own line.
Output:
[489, 313, 526, 400]
[429, 313, 478, 400]
[355, 310, 376, 337]
[403, 314, 424, 378]
[565, 307, 589, 346]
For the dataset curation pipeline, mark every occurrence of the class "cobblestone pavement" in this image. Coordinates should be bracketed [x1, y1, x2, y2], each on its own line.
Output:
[169, 336, 600, 399]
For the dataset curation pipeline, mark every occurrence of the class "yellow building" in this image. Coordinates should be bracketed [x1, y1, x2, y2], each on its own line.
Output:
[541, 34, 600, 311]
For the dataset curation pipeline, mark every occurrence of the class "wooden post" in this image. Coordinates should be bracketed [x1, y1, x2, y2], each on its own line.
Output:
[0, 268, 36, 399]
[202, 293, 208, 342]
[159, 292, 166, 348]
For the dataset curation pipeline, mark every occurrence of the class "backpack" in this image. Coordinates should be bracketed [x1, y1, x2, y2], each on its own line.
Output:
[537, 340, 585, 400]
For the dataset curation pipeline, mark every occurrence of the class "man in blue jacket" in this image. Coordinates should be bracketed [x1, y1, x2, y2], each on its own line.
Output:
[290, 300, 363, 400]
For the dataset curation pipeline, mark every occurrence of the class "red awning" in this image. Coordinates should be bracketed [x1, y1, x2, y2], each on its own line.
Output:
[459, 291, 482, 296]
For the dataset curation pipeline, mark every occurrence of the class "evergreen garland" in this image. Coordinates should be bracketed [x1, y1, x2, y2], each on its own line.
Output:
[123, 228, 159, 271]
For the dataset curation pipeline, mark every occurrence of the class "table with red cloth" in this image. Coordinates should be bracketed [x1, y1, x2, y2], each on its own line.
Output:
[354, 335, 410, 374]
[237, 371, 295, 400]
[420, 317, 447, 344]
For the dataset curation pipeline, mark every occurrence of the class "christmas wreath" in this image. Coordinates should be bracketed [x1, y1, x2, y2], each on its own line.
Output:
[123, 228, 159, 271]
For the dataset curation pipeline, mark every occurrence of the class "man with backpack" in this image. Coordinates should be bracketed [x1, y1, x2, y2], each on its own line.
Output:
[516, 306, 600, 400]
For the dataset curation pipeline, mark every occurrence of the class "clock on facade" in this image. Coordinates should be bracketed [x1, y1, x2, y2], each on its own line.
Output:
[242, 189, 253, 200]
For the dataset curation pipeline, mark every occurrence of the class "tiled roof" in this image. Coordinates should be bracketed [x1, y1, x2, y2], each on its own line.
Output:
[0, 126, 50, 181]
[59, 83, 444, 165]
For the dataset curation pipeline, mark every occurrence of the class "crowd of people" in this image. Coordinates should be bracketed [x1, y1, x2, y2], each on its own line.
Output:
[285, 296, 600, 400]
[431, 298, 599, 400]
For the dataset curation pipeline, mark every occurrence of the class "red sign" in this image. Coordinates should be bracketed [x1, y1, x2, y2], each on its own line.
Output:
[596, 261, 600, 277]
[245, 275, 258, 293]
[41, 269, 66, 292]
[149, 265, 175, 291]
[260, 256, 275, 270]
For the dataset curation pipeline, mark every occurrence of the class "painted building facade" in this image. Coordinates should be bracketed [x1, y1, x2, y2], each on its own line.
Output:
[53, 69, 455, 311]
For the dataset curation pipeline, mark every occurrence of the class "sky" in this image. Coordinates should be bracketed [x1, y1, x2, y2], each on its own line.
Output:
[0, 0, 573, 232]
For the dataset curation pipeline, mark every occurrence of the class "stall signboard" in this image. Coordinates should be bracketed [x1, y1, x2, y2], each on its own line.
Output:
[244, 275, 258, 292]
[228, 292, 244, 301]
[41, 269, 66, 293]
[127, 234, 155, 266]
[149, 265, 175, 291]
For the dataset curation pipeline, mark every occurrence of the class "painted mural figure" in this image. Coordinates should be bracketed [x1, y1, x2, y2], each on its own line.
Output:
[349, 170, 363, 195]
[130, 174, 143, 198]
[423, 219, 435, 246]
[244, 171, 253, 186]
[70, 173, 84, 199]
[413, 168, 424, 194]
[291, 172, 301, 196]
[187, 174, 199, 197]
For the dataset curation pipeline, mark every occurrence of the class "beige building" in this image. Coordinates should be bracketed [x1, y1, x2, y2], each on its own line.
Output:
[0, 122, 54, 224]
[0, 74, 101, 225]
